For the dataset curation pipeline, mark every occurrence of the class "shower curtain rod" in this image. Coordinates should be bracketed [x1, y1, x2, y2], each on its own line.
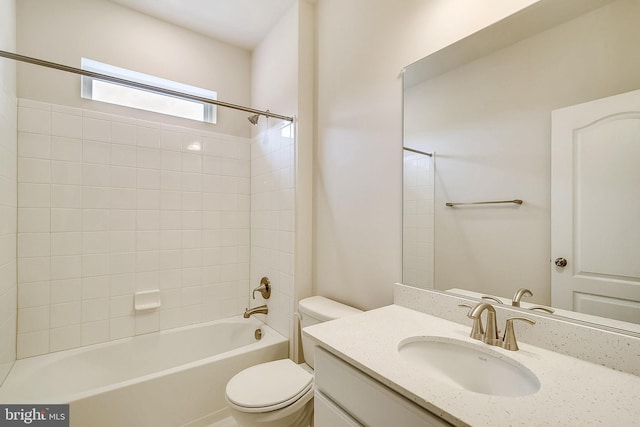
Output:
[403, 147, 433, 157]
[0, 50, 294, 122]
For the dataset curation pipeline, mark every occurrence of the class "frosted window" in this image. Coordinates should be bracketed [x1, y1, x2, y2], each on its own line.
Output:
[81, 58, 216, 123]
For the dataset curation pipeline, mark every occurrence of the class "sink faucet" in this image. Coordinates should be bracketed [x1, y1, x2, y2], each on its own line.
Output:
[511, 288, 533, 307]
[243, 304, 268, 318]
[466, 303, 500, 346]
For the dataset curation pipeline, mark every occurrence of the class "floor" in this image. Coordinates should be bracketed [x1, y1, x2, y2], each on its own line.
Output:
[207, 416, 238, 427]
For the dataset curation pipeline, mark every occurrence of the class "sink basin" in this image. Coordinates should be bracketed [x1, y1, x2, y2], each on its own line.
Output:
[398, 336, 540, 397]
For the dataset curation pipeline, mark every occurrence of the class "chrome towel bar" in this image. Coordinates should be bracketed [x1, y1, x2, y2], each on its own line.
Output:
[446, 199, 523, 207]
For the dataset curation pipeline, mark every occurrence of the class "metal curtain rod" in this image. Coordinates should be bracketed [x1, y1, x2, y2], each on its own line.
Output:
[403, 147, 433, 157]
[446, 199, 523, 207]
[0, 50, 294, 122]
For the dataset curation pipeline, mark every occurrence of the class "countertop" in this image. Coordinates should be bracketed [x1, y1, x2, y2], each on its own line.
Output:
[303, 304, 640, 426]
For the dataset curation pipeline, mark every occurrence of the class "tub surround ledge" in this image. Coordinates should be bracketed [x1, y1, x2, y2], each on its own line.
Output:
[304, 303, 640, 426]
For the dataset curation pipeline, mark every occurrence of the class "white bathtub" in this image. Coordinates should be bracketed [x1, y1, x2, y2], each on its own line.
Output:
[0, 316, 288, 427]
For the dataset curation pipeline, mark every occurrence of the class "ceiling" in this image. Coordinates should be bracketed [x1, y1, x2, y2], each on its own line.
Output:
[108, 0, 298, 50]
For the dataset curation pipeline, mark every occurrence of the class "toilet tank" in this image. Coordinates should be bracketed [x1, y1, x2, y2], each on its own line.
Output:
[299, 296, 362, 368]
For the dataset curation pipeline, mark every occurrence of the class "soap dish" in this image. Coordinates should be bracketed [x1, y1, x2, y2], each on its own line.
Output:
[134, 290, 161, 311]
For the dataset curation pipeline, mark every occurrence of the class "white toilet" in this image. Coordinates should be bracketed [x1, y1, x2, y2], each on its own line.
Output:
[225, 296, 362, 427]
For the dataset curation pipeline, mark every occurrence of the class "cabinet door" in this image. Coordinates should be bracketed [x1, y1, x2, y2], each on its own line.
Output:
[314, 348, 451, 427]
[314, 390, 362, 427]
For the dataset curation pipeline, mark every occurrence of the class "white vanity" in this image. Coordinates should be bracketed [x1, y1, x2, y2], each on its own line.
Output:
[303, 285, 640, 426]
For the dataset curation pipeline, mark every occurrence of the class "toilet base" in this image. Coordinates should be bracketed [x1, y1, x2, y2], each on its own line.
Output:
[227, 397, 313, 427]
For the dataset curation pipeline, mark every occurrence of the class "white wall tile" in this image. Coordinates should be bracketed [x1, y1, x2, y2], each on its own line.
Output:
[51, 232, 82, 256]
[136, 127, 161, 149]
[82, 298, 109, 322]
[83, 141, 110, 165]
[160, 131, 183, 151]
[17, 305, 50, 333]
[49, 324, 81, 352]
[18, 257, 50, 284]
[51, 137, 82, 162]
[82, 164, 110, 187]
[109, 273, 135, 296]
[18, 183, 50, 208]
[112, 123, 136, 146]
[137, 148, 161, 169]
[18, 133, 50, 159]
[136, 169, 160, 189]
[18, 281, 50, 308]
[82, 231, 110, 254]
[50, 256, 81, 281]
[18, 107, 50, 135]
[83, 118, 110, 143]
[18, 233, 50, 258]
[136, 189, 160, 209]
[50, 301, 81, 328]
[50, 279, 81, 304]
[109, 253, 136, 275]
[52, 113, 82, 139]
[111, 144, 137, 167]
[110, 295, 133, 317]
[109, 316, 135, 340]
[82, 186, 110, 209]
[51, 161, 82, 185]
[110, 166, 136, 188]
[82, 254, 110, 277]
[110, 188, 137, 210]
[18, 208, 49, 233]
[17, 331, 49, 359]
[51, 185, 82, 209]
[161, 150, 182, 171]
[82, 209, 110, 231]
[82, 276, 110, 300]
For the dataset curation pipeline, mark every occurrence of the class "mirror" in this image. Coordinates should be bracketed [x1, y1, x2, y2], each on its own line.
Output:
[402, 0, 640, 333]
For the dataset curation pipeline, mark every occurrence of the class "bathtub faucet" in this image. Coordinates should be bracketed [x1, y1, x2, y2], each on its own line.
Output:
[243, 305, 268, 318]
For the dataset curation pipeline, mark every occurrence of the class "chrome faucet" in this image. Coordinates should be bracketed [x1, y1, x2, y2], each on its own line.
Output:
[511, 288, 533, 307]
[466, 303, 500, 346]
[243, 304, 268, 318]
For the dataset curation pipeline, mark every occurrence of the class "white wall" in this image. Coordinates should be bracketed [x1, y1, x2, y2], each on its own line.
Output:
[17, 0, 252, 137]
[313, 0, 541, 310]
[250, 1, 315, 360]
[405, 0, 640, 305]
[0, 0, 17, 383]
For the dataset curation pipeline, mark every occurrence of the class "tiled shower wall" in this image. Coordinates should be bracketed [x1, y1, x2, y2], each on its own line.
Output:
[402, 151, 434, 288]
[250, 120, 295, 339]
[16, 99, 251, 358]
[0, 47, 17, 379]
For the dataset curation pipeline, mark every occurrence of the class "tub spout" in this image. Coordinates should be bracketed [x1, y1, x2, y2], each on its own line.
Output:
[243, 305, 268, 318]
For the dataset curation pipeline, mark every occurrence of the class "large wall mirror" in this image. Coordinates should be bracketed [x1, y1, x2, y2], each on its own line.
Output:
[402, 0, 640, 334]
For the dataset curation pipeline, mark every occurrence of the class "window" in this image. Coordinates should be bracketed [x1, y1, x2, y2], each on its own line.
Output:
[81, 58, 217, 123]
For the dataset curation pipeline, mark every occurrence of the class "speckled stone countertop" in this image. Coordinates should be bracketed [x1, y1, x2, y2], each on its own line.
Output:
[303, 304, 640, 427]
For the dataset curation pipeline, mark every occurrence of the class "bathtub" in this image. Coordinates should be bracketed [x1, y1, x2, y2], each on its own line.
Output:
[0, 316, 288, 427]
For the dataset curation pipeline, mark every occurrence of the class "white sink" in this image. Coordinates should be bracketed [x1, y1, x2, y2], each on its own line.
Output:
[398, 336, 540, 397]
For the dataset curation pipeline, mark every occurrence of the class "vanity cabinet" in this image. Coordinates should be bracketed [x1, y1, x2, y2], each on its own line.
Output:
[314, 347, 451, 427]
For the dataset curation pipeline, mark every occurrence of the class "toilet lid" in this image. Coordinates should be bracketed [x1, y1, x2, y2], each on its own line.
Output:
[226, 359, 313, 411]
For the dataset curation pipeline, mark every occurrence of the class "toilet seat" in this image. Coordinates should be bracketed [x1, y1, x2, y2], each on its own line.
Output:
[225, 359, 313, 413]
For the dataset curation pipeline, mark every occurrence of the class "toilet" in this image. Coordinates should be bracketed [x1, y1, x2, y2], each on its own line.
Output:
[225, 296, 362, 427]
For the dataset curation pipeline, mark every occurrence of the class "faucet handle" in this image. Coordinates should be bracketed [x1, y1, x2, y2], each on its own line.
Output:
[529, 305, 554, 314]
[502, 317, 535, 351]
[252, 277, 271, 299]
[458, 304, 484, 340]
[481, 295, 504, 304]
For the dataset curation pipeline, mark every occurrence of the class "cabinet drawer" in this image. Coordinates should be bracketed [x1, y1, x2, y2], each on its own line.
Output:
[315, 389, 363, 427]
[314, 347, 451, 427]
